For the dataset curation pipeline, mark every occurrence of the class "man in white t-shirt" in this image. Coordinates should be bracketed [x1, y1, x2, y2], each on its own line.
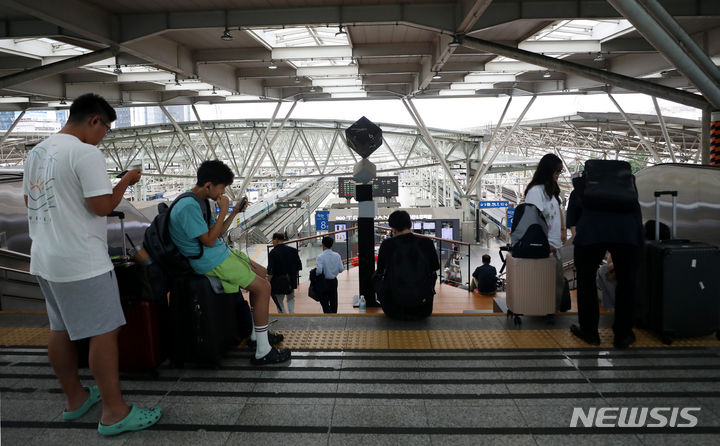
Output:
[23, 94, 161, 436]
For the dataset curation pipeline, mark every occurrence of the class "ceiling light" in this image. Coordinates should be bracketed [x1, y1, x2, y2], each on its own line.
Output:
[294, 76, 301, 83]
[432, 72, 442, 80]
[221, 27, 233, 41]
[335, 25, 347, 37]
[113, 64, 122, 74]
[268, 60, 278, 70]
[309, 87, 316, 92]
[174, 75, 181, 86]
[543, 71, 551, 78]
[594, 53, 605, 62]
[211, 86, 217, 95]
[448, 35, 461, 48]
[59, 97, 67, 105]
[348, 58, 356, 66]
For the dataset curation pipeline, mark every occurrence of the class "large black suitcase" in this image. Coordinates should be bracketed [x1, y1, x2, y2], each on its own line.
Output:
[169, 274, 240, 367]
[637, 191, 720, 344]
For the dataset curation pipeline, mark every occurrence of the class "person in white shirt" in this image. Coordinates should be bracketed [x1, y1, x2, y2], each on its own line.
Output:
[315, 236, 344, 313]
[23, 94, 161, 436]
[524, 153, 567, 311]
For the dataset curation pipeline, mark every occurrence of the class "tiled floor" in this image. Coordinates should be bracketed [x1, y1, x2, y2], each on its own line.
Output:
[1, 314, 720, 445]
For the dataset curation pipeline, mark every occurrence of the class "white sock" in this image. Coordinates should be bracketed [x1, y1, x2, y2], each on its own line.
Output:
[254, 324, 271, 358]
[249, 308, 257, 341]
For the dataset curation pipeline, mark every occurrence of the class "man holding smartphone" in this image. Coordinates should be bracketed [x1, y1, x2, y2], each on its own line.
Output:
[168, 160, 290, 365]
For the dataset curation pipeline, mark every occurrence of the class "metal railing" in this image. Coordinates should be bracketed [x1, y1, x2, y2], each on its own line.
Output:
[265, 225, 472, 288]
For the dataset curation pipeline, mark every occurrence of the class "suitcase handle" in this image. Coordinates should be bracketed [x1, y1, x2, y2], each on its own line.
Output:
[653, 190, 677, 241]
[108, 211, 128, 257]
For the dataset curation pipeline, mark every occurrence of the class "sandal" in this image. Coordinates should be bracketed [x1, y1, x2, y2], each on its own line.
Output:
[97, 404, 162, 436]
[251, 347, 291, 365]
[62, 385, 101, 421]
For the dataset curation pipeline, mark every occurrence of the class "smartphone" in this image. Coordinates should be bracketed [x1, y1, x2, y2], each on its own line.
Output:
[240, 197, 249, 210]
[116, 170, 128, 178]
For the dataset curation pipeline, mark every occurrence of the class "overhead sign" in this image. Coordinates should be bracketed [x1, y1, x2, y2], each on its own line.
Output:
[315, 211, 329, 231]
[277, 201, 301, 208]
[477, 200, 510, 208]
[506, 207, 515, 229]
[338, 176, 399, 198]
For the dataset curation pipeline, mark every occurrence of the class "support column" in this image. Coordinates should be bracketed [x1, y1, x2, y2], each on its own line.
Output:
[0, 110, 26, 147]
[355, 184, 377, 306]
[709, 110, 720, 166]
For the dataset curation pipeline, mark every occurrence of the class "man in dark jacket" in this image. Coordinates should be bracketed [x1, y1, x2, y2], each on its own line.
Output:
[375, 211, 441, 320]
[471, 254, 497, 295]
[267, 232, 302, 313]
[567, 163, 644, 349]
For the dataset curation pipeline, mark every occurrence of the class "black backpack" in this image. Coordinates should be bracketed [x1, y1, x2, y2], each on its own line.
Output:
[143, 192, 211, 275]
[510, 203, 550, 258]
[384, 237, 435, 307]
[582, 159, 638, 212]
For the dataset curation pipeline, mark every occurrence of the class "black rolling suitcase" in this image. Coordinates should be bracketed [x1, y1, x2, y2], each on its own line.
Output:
[168, 274, 240, 367]
[637, 191, 720, 344]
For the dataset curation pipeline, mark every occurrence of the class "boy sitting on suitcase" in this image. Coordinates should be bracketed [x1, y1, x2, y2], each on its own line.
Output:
[168, 160, 290, 364]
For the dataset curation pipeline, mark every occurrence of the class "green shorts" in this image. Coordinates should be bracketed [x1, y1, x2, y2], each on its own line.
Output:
[206, 248, 256, 294]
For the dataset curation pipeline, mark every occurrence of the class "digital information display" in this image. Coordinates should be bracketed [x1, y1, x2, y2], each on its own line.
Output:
[338, 176, 399, 198]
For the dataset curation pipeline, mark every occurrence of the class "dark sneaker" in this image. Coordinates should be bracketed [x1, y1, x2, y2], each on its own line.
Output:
[613, 331, 636, 349]
[570, 324, 601, 346]
[251, 347, 291, 365]
[247, 331, 284, 349]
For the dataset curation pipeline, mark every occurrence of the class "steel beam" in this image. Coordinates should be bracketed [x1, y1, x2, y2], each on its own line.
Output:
[459, 35, 709, 109]
[607, 93, 663, 164]
[473, 96, 538, 188]
[0, 48, 115, 90]
[403, 98, 465, 197]
[465, 96, 512, 195]
[0, 110, 26, 147]
[608, 0, 720, 109]
[651, 97, 677, 163]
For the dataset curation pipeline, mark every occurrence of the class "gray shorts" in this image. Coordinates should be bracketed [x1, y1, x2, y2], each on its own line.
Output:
[38, 270, 126, 341]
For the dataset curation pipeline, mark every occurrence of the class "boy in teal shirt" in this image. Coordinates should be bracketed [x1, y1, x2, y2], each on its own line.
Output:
[169, 160, 290, 364]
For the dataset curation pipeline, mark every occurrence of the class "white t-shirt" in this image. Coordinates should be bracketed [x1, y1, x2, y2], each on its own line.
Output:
[23, 133, 114, 282]
[524, 184, 563, 249]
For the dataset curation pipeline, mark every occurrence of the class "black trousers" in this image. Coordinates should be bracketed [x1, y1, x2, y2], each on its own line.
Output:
[319, 278, 338, 314]
[574, 243, 640, 338]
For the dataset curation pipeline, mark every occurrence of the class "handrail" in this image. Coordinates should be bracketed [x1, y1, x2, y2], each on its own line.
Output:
[269, 226, 358, 247]
[373, 225, 469, 246]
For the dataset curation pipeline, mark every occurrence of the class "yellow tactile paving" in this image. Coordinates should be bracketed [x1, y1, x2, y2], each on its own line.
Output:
[466, 329, 516, 349]
[388, 330, 431, 349]
[344, 330, 389, 349]
[0, 326, 49, 346]
[304, 330, 346, 350]
[2, 326, 720, 349]
[428, 330, 474, 349]
[507, 330, 561, 349]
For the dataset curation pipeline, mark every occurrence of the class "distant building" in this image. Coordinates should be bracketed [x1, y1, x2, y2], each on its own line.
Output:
[0, 111, 18, 131]
[115, 107, 131, 128]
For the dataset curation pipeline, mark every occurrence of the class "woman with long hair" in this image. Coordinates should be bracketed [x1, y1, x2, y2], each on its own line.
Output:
[524, 153, 568, 311]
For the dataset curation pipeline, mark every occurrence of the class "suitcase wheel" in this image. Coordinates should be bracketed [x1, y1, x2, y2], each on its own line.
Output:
[513, 315, 522, 326]
[545, 314, 555, 325]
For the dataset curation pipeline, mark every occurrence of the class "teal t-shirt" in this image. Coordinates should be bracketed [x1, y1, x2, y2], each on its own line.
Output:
[168, 195, 231, 274]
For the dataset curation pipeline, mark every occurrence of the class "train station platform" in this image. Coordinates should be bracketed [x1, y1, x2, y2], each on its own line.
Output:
[2, 311, 720, 445]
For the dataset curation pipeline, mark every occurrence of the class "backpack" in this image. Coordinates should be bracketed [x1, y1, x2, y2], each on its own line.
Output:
[383, 237, 435, 307]
[510, 203, 550, 258]
[582, 159, 638, 212]
[143, 192, 211, 275]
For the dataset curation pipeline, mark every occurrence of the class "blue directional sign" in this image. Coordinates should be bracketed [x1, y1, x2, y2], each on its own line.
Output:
[506, 208, 515, 229]
[215, 205, 235, 214]
[315, 211, 329, 231]
[477, 200, 510, 208]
